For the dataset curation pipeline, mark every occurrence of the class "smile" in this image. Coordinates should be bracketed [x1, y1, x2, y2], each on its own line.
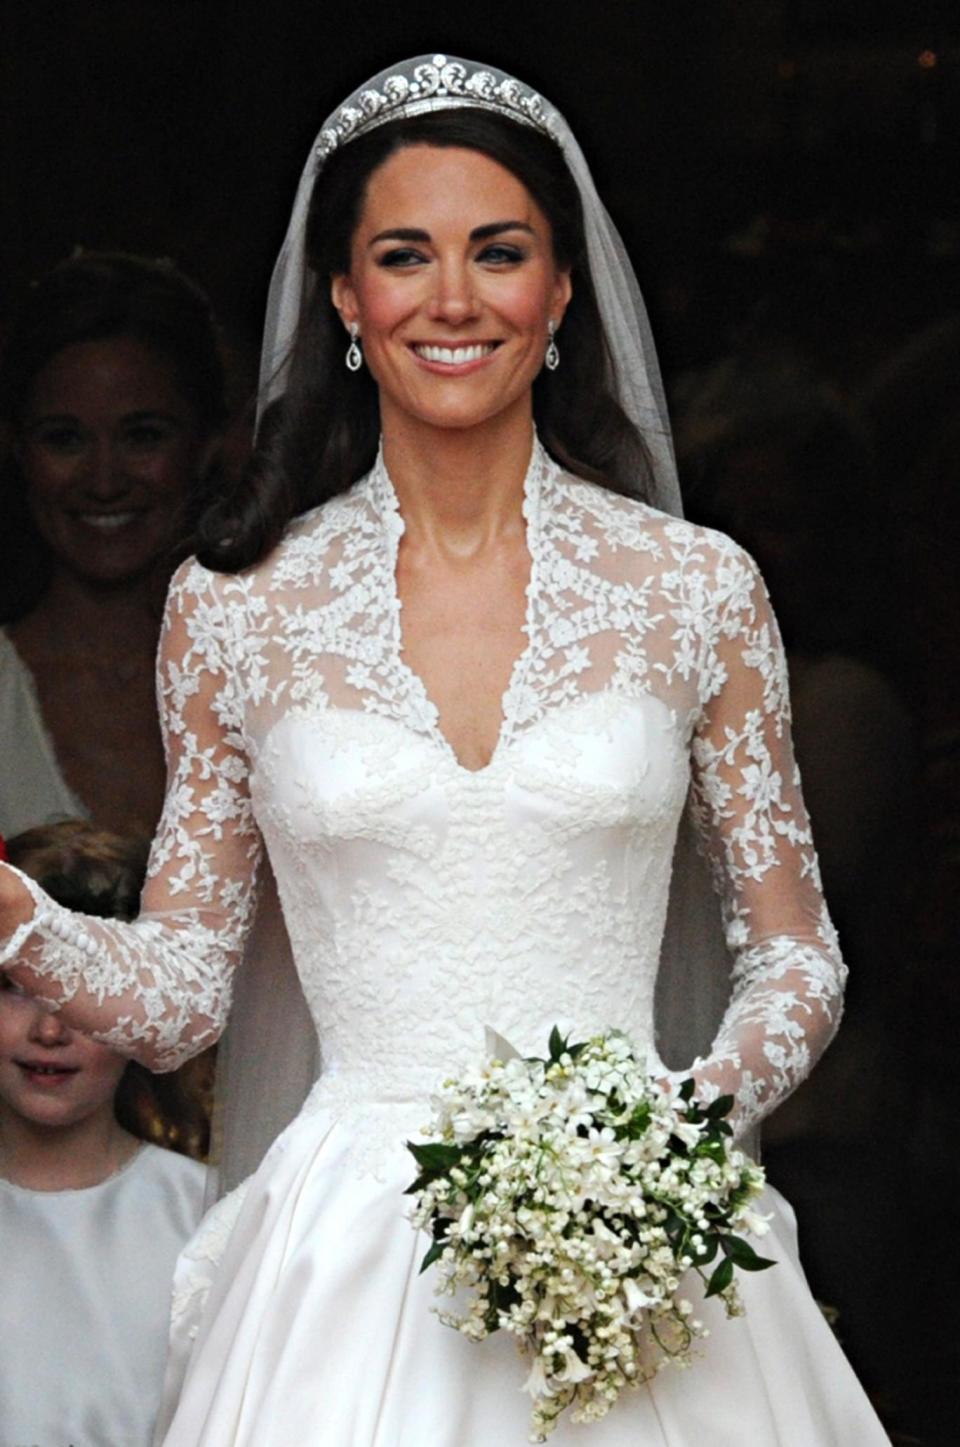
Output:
[17, 1061, 79, 1076]
[411, 343, 498, 365]
[75, 512, 143, 531]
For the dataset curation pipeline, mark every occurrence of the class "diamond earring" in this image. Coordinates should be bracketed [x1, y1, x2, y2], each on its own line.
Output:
[544, 320, 560, 372]
[345, 322, 363, 372]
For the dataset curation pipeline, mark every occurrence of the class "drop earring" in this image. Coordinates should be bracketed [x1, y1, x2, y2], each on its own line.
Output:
[545, 320, 560, 372]
[345, 322, 363, 372]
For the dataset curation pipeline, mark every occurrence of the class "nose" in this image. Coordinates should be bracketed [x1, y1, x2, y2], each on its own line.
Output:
[427, 258, 480, 326]
[28, 1003, 72, 1048]
[80, 439, 132, 501]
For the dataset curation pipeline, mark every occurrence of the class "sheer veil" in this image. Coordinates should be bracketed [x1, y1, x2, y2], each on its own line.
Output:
[212, 55, 734, 1201]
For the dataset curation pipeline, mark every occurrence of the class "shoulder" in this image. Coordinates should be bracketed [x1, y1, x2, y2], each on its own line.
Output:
[184, 476, 379, 603]
[555, 471, 766, 594]
[134, 1143, 208, 1201]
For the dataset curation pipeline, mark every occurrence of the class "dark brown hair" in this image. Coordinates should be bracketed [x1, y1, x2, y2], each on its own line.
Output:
[198, 109, 653, 571]
[6, 821, 211, 1159]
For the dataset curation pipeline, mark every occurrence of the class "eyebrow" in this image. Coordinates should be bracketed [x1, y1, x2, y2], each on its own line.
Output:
[368, 220, 536, 246]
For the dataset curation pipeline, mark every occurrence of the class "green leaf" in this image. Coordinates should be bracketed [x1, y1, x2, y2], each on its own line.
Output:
[548, 1025, 567, 1061]
[720, 1235, 776, 1271]
[623, 1101, 652, 1139]
[691, 1236, 718, 1266]
[663, 1207, 685, 1245]
[705, 1257, 734, 1297]
[704, 1094, 735, 1120]
[419, 1238, 447, 1274]
[406, 1141, 462, 1172]
[679, 1078, 696, 1102]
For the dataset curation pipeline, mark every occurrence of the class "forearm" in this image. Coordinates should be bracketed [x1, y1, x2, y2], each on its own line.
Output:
[666, 936, 847, 1136]
[0, 862, 248, 1070]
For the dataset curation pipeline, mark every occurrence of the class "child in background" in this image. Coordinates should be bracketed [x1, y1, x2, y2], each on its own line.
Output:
[0, 821, 208, 1447]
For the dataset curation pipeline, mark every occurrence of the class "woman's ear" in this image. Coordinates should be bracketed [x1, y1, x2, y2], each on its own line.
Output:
[552, 268, 573, 326]
[330, 274, 358, 329]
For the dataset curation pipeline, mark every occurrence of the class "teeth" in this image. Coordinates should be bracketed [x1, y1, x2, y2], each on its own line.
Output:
[23, 1065, 72, 1074]
[78, 512, 140, 530]
[414, 344, 495, 365]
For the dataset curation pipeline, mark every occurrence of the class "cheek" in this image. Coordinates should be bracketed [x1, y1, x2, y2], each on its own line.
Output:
[501, 277, 557, 329]
[147, 441, 202, 495]
[22, 449, 74, 505]
[0, 1010, 27, 1058]
[77, 1041, 128, 1095]
[355, 274, 415, 338]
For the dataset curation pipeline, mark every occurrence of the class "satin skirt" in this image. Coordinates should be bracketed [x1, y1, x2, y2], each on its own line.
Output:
[158, 1104, 890, 1446]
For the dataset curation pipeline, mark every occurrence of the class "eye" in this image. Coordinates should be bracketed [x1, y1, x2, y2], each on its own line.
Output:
[31, 423, 86, 454]
[377, 247, 428, 268]
[121, 419, 179, 450]
[477, 244, 526, 265]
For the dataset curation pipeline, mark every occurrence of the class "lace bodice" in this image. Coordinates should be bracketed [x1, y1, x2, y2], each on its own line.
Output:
[0, 442, 845, 1134]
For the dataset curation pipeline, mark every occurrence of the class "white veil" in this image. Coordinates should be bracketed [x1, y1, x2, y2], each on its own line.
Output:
[212, 55, 734, 1200]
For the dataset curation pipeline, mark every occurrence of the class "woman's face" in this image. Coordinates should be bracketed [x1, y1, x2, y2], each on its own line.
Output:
[18, 335, 215, 587]
[0, 979, 127, 1133]
[331, 145, 571, 436]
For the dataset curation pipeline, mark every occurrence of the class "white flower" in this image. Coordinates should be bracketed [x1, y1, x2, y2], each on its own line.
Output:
[522, 1354, 556, 1400]
[408, 1026, 770, 1440]
[552, 1343, 593, 1386]
[576, 1126, 623, 1175]
[451, 1102, 493, 1141]
[622, 1277, 659, 1317]
[737, 1205, 773, 1237]
[670, 1116, 707, 1150]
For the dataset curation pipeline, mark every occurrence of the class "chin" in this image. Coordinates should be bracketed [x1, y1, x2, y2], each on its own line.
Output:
[62, 549, 167, 588]
[405, 394, 527, 435]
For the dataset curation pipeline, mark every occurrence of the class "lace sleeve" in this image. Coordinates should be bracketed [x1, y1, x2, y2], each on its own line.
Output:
[0, 560, 261, 1070]
[678, 541, 847, 1133]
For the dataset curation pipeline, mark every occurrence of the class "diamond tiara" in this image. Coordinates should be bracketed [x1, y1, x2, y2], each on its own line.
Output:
[314, 55, 559, 163]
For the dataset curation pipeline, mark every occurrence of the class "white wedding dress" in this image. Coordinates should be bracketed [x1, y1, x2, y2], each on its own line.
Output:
[1, 441, 888, 1445]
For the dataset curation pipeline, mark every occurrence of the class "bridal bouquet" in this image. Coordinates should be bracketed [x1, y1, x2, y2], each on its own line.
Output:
[406, 1028, 774, 1441]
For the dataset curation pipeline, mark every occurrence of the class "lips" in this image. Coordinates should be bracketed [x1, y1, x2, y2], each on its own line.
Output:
[16, 1060, 80, 1084]
[73, 511, 144, 531]
[411, 342, 499, 365]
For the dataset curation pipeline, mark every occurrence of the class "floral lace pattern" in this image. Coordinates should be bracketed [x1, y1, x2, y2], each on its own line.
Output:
[0, 440, 845, 1136]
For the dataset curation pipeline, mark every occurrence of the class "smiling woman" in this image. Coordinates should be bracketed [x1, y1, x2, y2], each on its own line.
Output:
[0, 58, 889, 1446]
[330, 147, 571, 440]
[0, 252, 226, 837]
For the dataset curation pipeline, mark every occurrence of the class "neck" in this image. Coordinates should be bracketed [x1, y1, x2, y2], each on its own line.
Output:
[0, 1104, 137, 1191]
[10, 568, 164, 660]
[380, 402, 535, 557]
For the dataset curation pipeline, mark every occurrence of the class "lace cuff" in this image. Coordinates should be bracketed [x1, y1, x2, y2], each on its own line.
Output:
[0, 859, 246, 1070]
[0, 865, 50, 966]
[665, 936, 847, 1135]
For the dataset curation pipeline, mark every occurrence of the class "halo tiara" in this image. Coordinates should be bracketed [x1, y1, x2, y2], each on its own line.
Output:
[314, 54, 559, 162]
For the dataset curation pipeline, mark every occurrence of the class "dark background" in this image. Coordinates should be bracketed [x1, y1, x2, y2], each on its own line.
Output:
[4, 3, 958, 1442]
[4, 0, 959, 377]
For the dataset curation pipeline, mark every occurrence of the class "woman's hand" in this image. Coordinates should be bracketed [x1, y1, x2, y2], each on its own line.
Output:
[0, 862, 35, 943]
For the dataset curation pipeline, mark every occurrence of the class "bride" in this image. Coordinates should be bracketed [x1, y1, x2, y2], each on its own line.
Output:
[0, 55, 888, 1445]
